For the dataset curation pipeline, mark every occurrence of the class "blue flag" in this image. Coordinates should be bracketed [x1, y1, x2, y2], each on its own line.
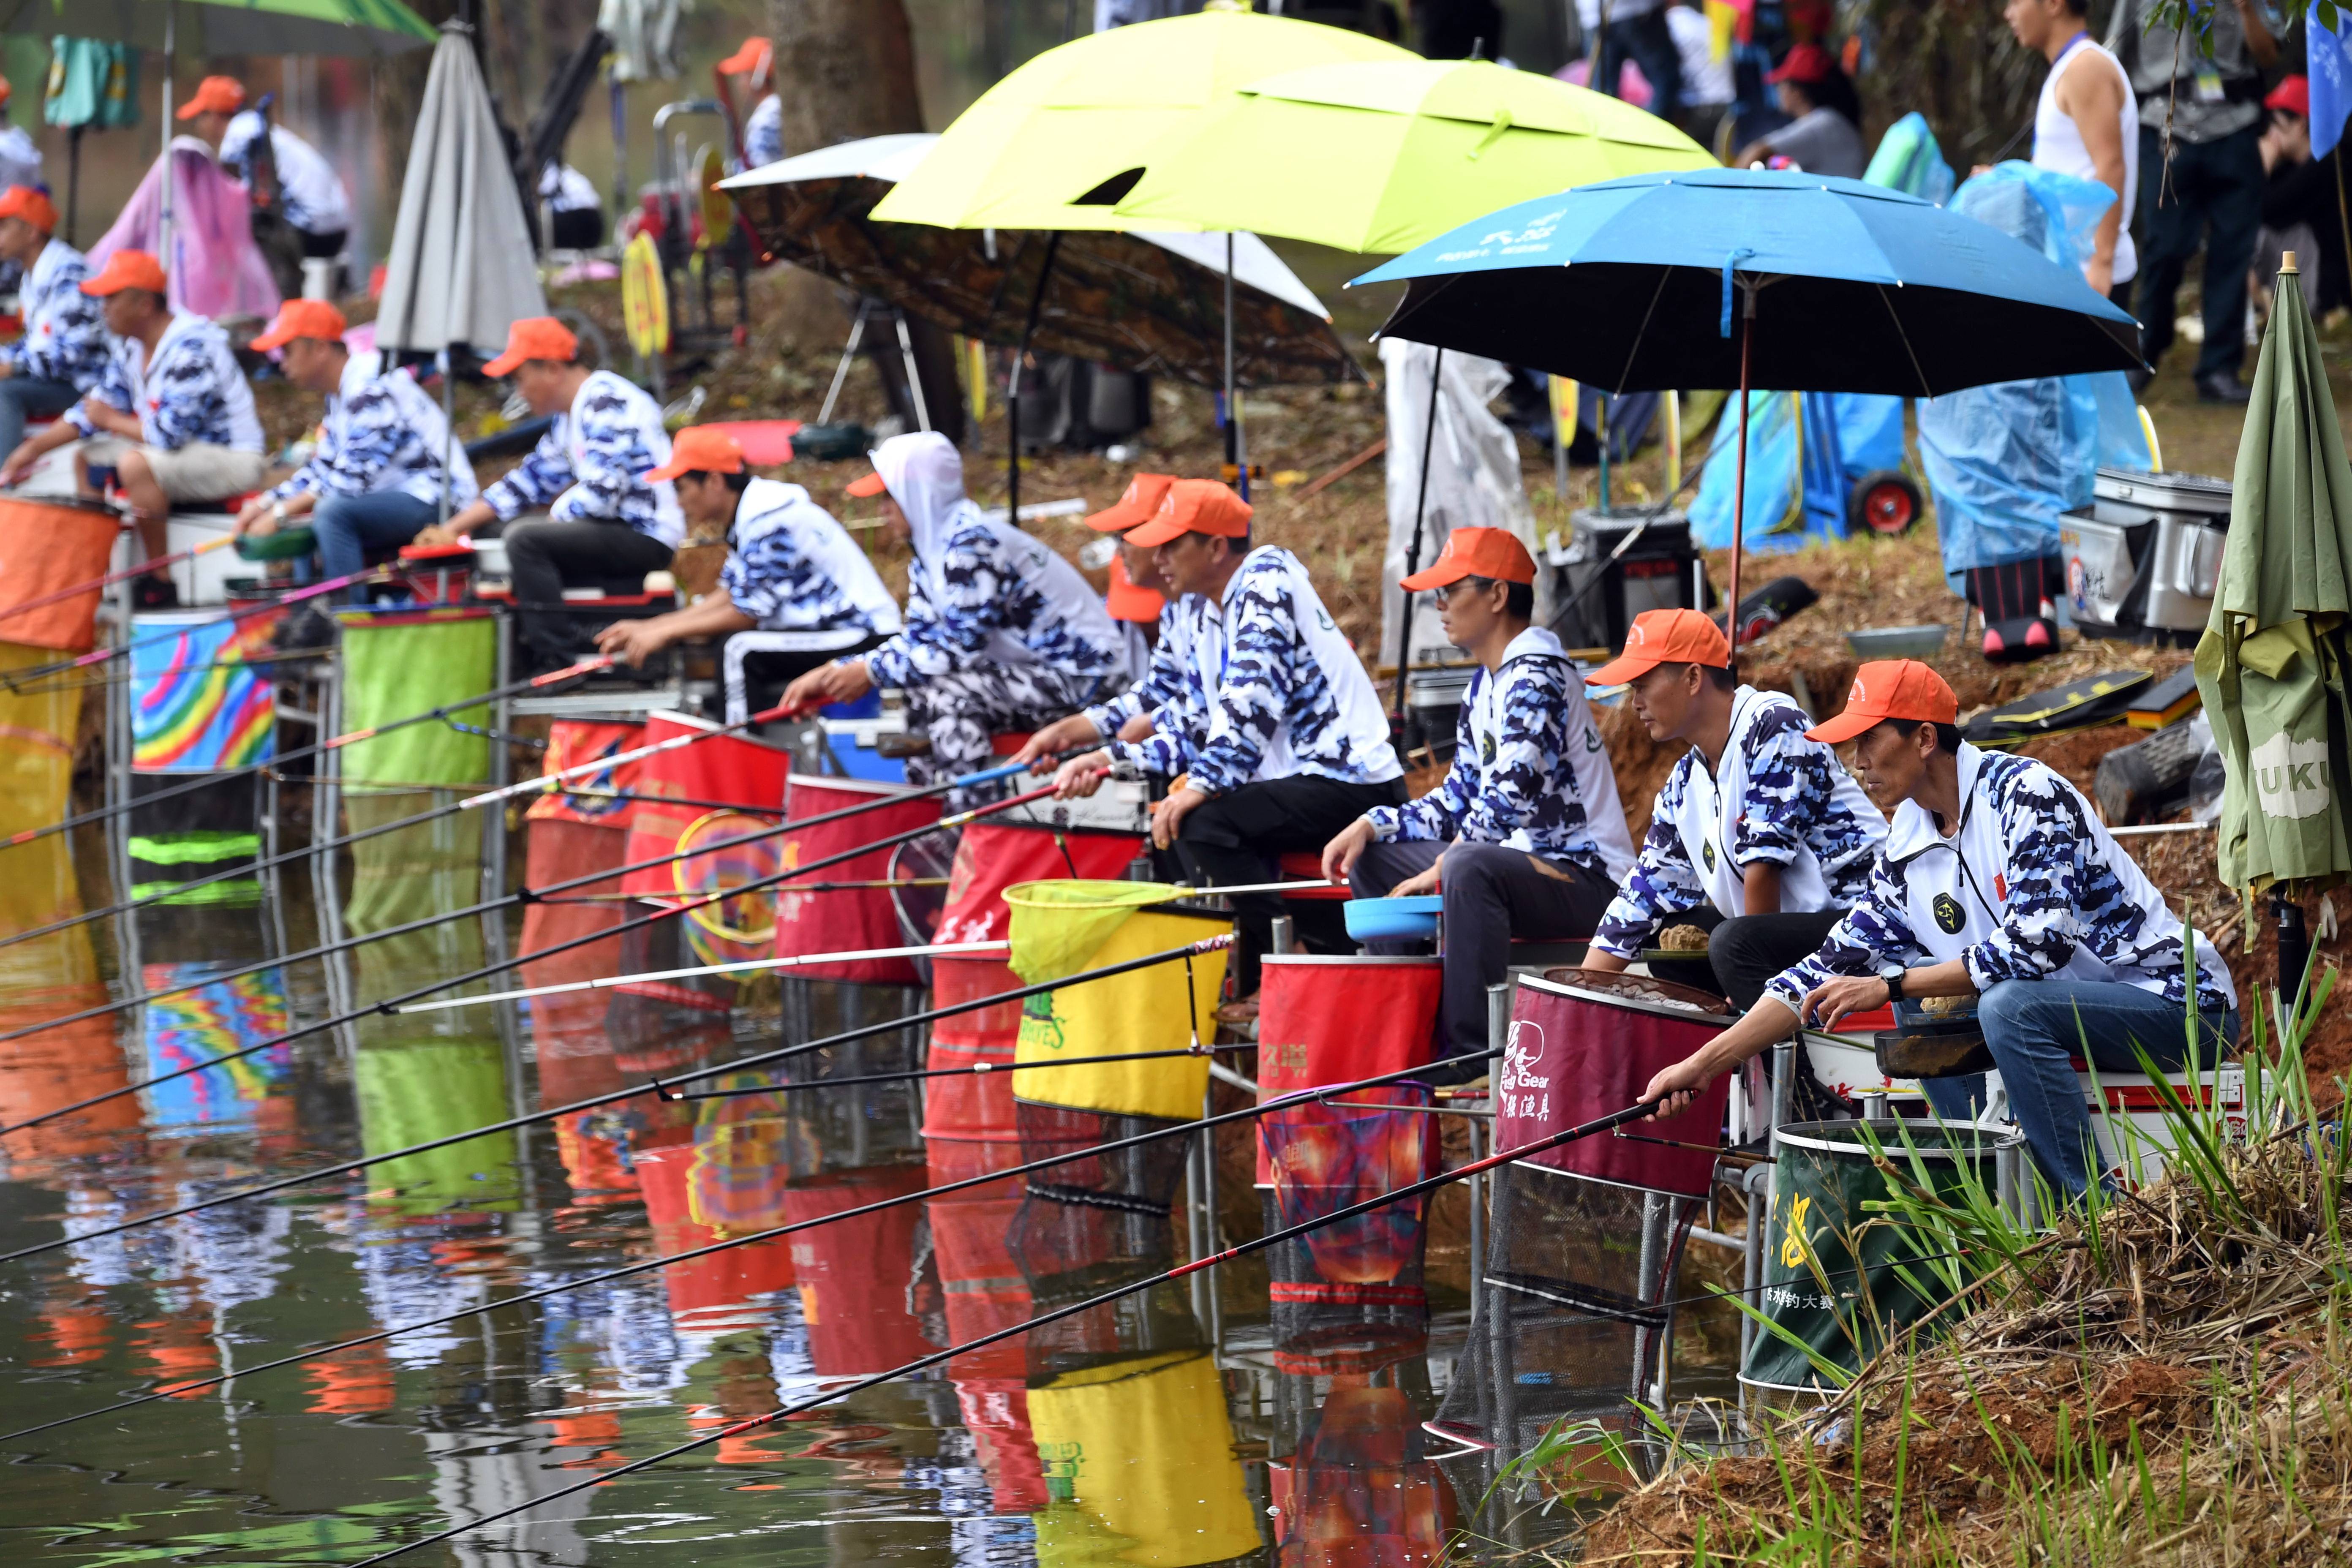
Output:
[2313, 7, 2352, 160]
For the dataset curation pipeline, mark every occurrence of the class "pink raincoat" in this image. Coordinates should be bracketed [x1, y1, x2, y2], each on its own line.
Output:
[91, 136, 281, 321]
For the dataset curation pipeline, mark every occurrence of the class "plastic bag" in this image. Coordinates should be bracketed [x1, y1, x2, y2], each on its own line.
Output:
[1862, 111, 1955, 206]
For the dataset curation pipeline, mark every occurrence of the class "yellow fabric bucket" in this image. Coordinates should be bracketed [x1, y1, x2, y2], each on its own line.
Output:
[1006, 880, 1228, 1122]
[1029, 1349, 1260, 1568]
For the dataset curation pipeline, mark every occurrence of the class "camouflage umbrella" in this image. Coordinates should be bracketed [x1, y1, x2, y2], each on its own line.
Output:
[717, 133, 1356, 391]
[2193, 253, 2352, 996]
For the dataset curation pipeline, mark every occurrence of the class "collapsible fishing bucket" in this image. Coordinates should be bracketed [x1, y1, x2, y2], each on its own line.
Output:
[333, 607, 495, 790]
[633, 1135, 795, 1332]
[131, 609, 274, 773]
[935, 821, 1147, 944]
[779, 1166, 941, 1375]
[1262, 1084, 1440, 1358]
[1256, 953, 1442, 1184]
[774, 773, 941, 983]
[618, 709, 789, 901]
[1740, 1119, 1996, 1396]
[523, 718, 646, 829]
[924, 954, 1026, 1143]
[0, 641, 82, 839]
[0, 495, 119, 650]
[1005, 879, 1228, 1122]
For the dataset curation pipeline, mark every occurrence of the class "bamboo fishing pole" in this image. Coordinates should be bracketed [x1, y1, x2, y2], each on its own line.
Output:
[343, 1092, 1666, 1568]
[0, 925, 1219, 1265]
[0, 1040, 1414, 1451]
[0, 773, 1060, 1143]
[0, 757, 1028, 1051]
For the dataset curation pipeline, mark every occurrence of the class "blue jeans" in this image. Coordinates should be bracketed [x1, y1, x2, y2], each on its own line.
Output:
[312, 490, 438, 599]
[0, 375, 80, 456]
[1919, 979, 2236, 1203]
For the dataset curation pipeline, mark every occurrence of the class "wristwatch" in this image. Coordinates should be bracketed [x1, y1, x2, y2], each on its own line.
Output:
[1881, 966, 1907, 1004]
[270, 501, 287, 526]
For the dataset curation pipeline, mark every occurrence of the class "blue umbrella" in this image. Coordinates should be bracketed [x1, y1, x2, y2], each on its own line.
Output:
[1350, 167, 2142, 660]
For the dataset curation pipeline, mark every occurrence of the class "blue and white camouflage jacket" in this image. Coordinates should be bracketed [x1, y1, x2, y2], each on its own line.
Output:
[265, 351, 476, 508]
[481, 369, 684, 548]
[1593, 688, 1886, 959]
[1366, 627, 1634, 875]
[1084, 594, 1207, 755]
[864, 509, 1125, 690]
[1106, 546, 1400, 796]
[719, 476, 901, 634]
[1768, 743, 2236, 1017]
[70, 310, 264, 453]
[0, 240, 105, 390]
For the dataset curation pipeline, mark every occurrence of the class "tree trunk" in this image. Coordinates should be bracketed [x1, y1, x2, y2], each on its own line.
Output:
[767, 0, 964, 443]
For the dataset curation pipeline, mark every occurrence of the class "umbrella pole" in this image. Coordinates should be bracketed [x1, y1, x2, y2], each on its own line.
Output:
[1225, 231, 1242, 500]
[1393, 346, 1444, 730]
[438, 348, 454, 529]
[2275, 890, 2311, 1022]
[1727, 295, 1753, 678]
[1005, 232, 1062, 528]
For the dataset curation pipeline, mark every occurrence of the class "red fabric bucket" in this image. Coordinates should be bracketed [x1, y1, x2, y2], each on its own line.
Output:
[923, 956, 1024, 1141]
[619, 711, 789, 901]
[773, 774, 942, 983]
[525, 719, 648, 829]
[935, 820, 1143, 944]
[781, 1166, 940, 1374]
[1499, 973, 1731, 1198]
[1255, 955, 1443, 1185]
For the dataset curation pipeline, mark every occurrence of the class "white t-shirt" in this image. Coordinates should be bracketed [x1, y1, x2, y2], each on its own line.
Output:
[2033, 33, 2139, 286]
[220, 113, 352, 237]
[1666, 6, 1733, 106]
[539, 162, 601, 213]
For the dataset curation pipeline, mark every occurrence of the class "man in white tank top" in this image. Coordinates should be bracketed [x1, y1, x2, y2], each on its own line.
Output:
[2009, 0, 2137, 300]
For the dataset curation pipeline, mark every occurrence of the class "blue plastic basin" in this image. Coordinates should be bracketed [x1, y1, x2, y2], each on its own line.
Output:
[1344, 894, 1443, 942]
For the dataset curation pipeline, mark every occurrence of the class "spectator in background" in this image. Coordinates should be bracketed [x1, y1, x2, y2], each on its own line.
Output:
[1731, 45, 1864, 178]
[2256, 76, 2350, 320]
[2112, 0, 2275, 403]
[2008, 0, 2135, 304]
[1580, 0, 1681, 123]
[180, 77, 353, 266]
[0, 187, 104, 456]
[0, 78, 41, 193]
[717, 38, 783, 170]
[1667, 0, 1736, 154]
[538, 162, 606, 251]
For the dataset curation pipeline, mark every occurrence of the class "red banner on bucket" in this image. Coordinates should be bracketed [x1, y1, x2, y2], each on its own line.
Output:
[935, 821, 1144, 945]
[619, 712, 789, 901]
[773, 775, 943, 983]
[525, 719, 647, 828]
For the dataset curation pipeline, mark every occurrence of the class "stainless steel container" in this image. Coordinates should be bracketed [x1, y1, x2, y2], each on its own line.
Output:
[2060, 468, 2229, 647]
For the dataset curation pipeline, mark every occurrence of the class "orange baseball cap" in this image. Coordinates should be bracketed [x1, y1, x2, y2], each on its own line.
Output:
[1805, 659, 1959, 745]
[643, 425, 747, 482]
[0, 185, 55, 233]
[81, 249, 167, 297]
[177, 76, 246, 120]
[1584, 607, 1731, 688]
[845, 468, 890, 498]
[1400, 526, 1535, 591]
[250, 298, 348, 352]
[1086, 472, 1176, 533]
[1103, 555, 1166, 623]
[1123, 478, 1252, 548]
[0, 76, 11, 109]
[718, 37, 773, 76]
[482, 316, 580, 378]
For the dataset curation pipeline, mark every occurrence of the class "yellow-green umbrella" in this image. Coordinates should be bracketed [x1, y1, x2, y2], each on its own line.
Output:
[868, 8, 1412, 233]
[1110, 57, 1715, 255]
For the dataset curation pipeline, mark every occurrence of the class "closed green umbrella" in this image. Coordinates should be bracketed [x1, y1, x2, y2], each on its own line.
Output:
[2193, 254, 2352, 1000]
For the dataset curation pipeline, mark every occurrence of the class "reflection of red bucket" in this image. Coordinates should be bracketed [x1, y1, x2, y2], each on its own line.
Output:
[926, 1141, 1030, 1381]
[619, 712, 789, 901]
[1256, 955, 1443, 1185]
[773, 775, 941, 983]
[956, 1378, 1049, 1514]
[782, 1167, 939, 1374]
[520, 818, 631, 1105]
[922, 956, 1024, 1141]
[636, 1141, 795, 1320]
[1500, 973, 1730, 1196]
[934, 821, 1143, 944]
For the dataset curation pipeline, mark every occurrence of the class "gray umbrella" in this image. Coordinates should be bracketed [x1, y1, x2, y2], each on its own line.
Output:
[375, 20, 547, 359]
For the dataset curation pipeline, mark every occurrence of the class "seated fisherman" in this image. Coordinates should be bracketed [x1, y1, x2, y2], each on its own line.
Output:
[1046, 478, 1405, 1015]
[0, 186, 107, 456]
[1320, 528, 1635, 1069]
[231, 299, 476, 598]
[781, 431, 1126, 796]
[593, 424, 901, 719]
[1579, 608, 1888, 1007]
[1641, 660, 2238, 1202]
[0, 249, 264, 609]
[425, 316, 682, 670]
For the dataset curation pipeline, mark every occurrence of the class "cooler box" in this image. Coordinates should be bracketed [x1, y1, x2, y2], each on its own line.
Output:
[2061, 468, 2229, 649]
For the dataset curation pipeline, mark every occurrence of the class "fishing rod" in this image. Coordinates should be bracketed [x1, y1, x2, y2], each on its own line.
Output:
[0, 653, 612, 853]
[0, 533, 232, 633]
[0, 925, 1219, 1265]
[2, 638, 342, 700]
[0, 1041, 1416, 1450]
[344, 1090, 1664, 1568]
[0, 771, 1056, 1143]
[0, 758, 1024, 1051]
[514, 786, 785, 817]
[399, 935, 1009, 1014]
[667, 1040, 1254, 1100]
[533, 875, 947, 905]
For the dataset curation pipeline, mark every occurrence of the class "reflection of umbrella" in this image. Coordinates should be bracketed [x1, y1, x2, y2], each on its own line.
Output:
[720, 134, 1351, 390]
[2194, 255, 2352, 1007]
[1111, 58, 1712, 255]
[1355, 169, 2143, 671]
[868, 10, 1411, 234]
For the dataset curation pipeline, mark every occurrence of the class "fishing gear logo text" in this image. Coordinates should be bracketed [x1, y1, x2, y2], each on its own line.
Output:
[1498, 1017, 1549, 1124]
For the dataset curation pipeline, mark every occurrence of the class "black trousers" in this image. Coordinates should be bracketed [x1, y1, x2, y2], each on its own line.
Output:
[1643, 906, 1848, 1010]
[2135, 122, 2265, 381]
[1173, 772, 1407, 997]
[495, 517, 676, 667]
[1350, 838, 1618, 1063]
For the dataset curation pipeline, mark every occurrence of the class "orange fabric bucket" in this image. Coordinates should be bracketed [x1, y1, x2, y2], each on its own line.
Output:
[0, 496, 120, 651]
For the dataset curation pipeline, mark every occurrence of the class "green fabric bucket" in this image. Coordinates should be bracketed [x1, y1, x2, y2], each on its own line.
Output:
[1740, 1119, 1998, 1394]
[335, 608, 498, 792]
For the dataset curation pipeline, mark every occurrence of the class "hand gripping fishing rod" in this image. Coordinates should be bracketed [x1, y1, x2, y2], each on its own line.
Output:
[341, 1091, 1667, 1568]
[0, 768, 1055, 1143]
[0, 873, 1189, 1266]
[0, 652, 613, 855]
[0, 1032, 1301, 1447]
